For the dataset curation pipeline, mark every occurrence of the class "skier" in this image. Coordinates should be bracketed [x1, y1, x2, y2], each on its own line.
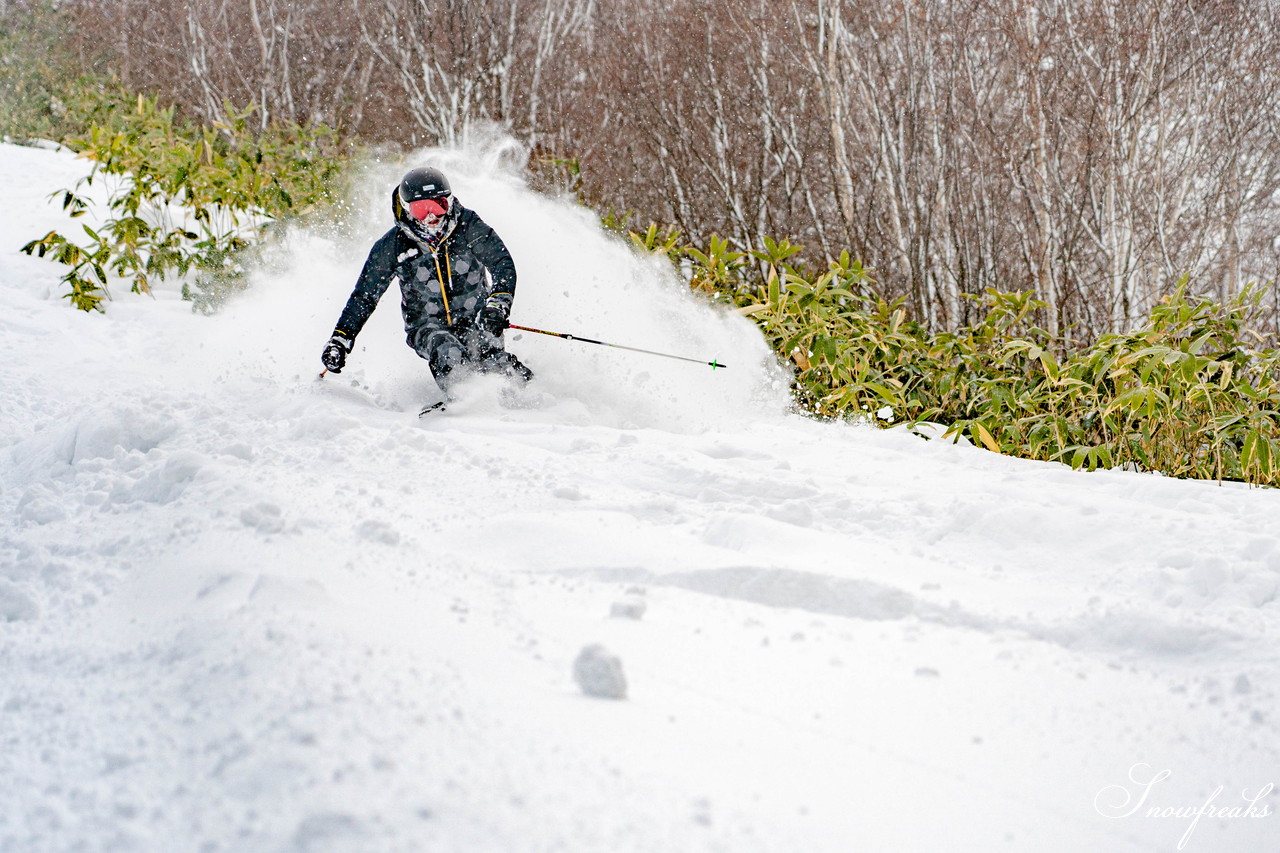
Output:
[319, 167, 532, 405]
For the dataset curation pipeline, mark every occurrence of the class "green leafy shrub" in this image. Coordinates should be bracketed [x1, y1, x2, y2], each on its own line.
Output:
[639, 228, 1280, 487]
[21, 84, 346, 311]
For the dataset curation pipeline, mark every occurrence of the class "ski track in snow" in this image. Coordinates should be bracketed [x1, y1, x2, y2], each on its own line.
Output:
[1, 142, 1278, 853]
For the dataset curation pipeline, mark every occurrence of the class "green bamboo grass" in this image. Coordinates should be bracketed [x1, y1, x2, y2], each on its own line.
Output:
[21, 84, 345, 311]
[636, 227, 1280, 487]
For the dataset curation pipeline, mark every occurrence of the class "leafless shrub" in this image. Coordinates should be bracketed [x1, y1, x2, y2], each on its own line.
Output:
[56, 0, 1280, 337]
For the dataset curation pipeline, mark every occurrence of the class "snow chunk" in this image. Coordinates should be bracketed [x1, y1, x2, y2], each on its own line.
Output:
[572, 644, 627, 699]
[127, 450, 205, 504]
[67, 407, 175, 464]
[15, 487, 66, 526]
[763, 501, 814, 528]
[241, 502, 285, 534]
[609, 588, 647, 620]
[355, 519, 401, 546]
[0, 579, 39, 622]
[293, 812, 366, 851]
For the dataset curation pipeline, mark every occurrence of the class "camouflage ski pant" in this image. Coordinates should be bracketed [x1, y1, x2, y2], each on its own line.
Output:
[410, 323, 532, 392]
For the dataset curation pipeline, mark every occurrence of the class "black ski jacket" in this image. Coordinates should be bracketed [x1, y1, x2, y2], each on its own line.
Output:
[334, 203, 516, 346]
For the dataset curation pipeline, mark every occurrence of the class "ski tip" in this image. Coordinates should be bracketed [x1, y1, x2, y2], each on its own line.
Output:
[419, 400, 448, 418]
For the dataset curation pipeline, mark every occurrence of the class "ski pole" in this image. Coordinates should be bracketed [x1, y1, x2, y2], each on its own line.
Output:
[507, 323, 727, 370]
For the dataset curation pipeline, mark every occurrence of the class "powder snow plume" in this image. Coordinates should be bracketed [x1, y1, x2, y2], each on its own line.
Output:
[208, 135, 792, 430]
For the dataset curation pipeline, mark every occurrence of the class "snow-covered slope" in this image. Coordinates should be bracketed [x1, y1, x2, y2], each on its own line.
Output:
[2, 141, 1277, 853]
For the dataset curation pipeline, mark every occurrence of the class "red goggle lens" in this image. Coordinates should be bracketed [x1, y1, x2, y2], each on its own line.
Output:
[408, 197, 449, 220]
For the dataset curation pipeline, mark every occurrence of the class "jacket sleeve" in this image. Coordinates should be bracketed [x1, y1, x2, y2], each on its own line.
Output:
[334, 231, 398, 340]
[464, 214, 517, 300]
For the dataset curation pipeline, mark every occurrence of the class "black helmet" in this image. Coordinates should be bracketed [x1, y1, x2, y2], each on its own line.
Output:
[399, 167, 451, 203]
[394, 167, 455, 244]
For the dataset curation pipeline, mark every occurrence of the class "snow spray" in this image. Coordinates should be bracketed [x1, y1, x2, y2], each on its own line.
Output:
[214, 131, 791, 431]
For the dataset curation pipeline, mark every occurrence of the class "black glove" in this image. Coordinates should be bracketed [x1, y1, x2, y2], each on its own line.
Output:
[477, 302, 510, 338]
[321, 332, 353, 373]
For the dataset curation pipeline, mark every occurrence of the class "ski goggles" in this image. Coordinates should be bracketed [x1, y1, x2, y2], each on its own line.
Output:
[407, 196, 449, 220]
